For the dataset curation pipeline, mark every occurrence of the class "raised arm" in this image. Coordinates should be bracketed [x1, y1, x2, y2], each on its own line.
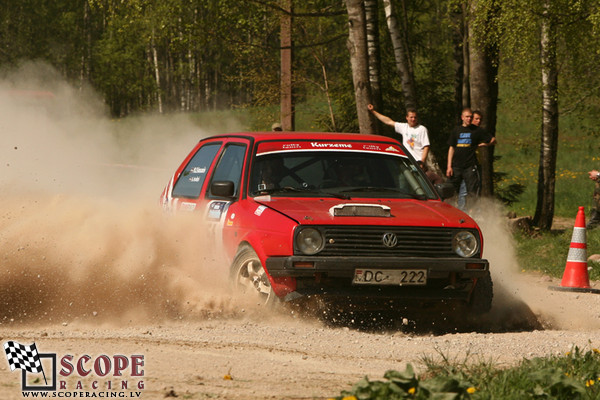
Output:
[367, 104, 396, 127]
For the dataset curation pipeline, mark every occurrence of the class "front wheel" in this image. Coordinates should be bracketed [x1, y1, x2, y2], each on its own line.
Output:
[230, 246, 278, 306]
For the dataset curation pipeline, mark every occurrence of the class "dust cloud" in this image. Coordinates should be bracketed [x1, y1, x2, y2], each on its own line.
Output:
[469, 200, 544, 331]
[473, 199, 600, 331]
[0, 62, 249, 326]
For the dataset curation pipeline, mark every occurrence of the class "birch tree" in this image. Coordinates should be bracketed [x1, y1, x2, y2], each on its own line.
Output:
[533, 0, 558, 229]
[382, 0, 417, 110]
[364, 0, 382, 113]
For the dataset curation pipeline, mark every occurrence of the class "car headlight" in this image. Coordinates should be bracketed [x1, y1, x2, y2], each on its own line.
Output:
[452, 231, 479, 257]
[296, 228, 324, 255]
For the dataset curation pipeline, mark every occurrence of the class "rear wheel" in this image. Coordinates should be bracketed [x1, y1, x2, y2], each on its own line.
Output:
[468, 273, 493, 314]
[230, 246, 278, 306]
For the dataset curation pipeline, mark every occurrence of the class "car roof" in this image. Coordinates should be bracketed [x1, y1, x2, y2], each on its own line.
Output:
[202, 131, 400, 143]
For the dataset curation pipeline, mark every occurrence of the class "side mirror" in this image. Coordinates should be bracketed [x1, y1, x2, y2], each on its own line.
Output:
[434, 182, 455, 200]
[211, 181, 235, 198]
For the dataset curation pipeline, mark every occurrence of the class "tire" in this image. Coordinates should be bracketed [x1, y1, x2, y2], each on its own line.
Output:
[230, 246, 278, 306]
[468, 273, 493, 315]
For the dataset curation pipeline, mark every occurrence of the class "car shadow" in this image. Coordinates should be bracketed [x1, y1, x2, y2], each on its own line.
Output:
[287, 290, 544, 335]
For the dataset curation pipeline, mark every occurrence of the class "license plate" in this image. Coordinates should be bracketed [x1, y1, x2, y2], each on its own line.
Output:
[352, 269, 427, 286]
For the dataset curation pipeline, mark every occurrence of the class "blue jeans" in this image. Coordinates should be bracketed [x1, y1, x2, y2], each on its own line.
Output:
[457, 180, 467, 210]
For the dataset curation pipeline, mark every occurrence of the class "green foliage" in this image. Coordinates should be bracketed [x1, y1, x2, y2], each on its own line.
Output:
[93, 12, 155, 116]
[483, 347, 600, 399]
[332, 348, 600, 399]
[330, 364, 476, 400]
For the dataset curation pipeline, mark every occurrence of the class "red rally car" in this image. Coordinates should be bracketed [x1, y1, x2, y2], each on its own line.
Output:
[160, 132, 493, 313]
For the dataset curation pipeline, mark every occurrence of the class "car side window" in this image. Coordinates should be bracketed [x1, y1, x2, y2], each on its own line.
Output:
[172, 143, 221, 198]
[208, 143, 247, 198]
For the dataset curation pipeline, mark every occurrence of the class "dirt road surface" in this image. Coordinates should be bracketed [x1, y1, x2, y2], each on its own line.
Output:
[2, 228, 600, 400]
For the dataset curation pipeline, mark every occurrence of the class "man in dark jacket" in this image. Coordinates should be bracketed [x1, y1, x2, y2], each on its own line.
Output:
[446, 108, 496, 210]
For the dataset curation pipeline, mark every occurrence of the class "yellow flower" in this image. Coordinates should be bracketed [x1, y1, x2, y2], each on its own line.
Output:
[467, 387, 476, 394]
[587, 379, 595, 387]
[341, 396, 357, 400]
[593, 348, 600, 354]
[223, 374, 233, 380]
[408, 387, 416, 394]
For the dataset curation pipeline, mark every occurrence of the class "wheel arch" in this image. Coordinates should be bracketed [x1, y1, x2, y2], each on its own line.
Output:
[230, 240, 296, 298]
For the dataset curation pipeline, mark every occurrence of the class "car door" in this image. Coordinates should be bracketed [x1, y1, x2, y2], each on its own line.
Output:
[202, 141, 249, 254]
[161, 137, 250, 256]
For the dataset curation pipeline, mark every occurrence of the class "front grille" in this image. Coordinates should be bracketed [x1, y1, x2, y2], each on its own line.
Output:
[313, 226, 477, 257]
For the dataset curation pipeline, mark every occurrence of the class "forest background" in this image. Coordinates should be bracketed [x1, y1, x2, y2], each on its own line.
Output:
[2, 0, 600, 231]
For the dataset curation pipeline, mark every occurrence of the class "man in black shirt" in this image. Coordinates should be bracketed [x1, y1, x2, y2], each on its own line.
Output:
[446, 108, 496, 210]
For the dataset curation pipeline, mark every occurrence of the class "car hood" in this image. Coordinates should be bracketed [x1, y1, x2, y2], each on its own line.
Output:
[253, 197, 477, 229]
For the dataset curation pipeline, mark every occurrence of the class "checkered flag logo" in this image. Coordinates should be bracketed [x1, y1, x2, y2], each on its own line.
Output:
[3, 341, 44, 374]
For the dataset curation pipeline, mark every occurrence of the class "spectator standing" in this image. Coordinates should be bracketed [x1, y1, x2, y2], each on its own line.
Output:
[587, 169, 600, 228]
[367, 104, 430, 165]
[472, 111, 482, 127]
[446, 108, 496, 210]
[457, 110, 484, 210]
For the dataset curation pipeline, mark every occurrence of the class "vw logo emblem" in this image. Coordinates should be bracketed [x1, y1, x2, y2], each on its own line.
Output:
[382, 233, 398, 248]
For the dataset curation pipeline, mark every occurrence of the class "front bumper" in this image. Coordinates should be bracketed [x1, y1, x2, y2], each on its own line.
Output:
[265, 256, 489, 301]
[267, 255, 489, 278]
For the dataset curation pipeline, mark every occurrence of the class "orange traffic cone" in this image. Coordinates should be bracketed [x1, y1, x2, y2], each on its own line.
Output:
[550, 206, 600, 294]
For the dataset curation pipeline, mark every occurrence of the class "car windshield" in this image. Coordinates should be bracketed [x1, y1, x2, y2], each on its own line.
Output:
[248, 151, 437, 199]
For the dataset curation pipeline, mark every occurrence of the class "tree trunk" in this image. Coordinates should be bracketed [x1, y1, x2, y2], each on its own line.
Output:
[451, 5, 464, 116]
[534, 0, 558, 230]
[314, 53, 337, 131]
[151, 28, 163, 114]
[462, 2, 470, 110]
[364, 0, 382, 113]
[382, 0, 417, 110]
[468, 0, 499, 197]
[80, 0, 91, 89]
[345, 0, 377, 134]
[280, 0, 294, 131]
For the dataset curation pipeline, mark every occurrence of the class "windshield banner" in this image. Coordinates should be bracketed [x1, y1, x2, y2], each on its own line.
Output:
[256, 141, 407, 157]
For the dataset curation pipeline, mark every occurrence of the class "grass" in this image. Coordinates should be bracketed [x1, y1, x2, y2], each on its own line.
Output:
[512, 227, 600, 281]
[329, 347, 600, 399]
[494, 112, 600, 219]
[493, 95, 600, 279]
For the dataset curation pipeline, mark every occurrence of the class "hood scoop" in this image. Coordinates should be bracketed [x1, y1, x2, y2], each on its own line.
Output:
[329, 203, 391, 217]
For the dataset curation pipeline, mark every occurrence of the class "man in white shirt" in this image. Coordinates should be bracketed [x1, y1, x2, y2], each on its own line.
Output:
[367, 104, 430, 165]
